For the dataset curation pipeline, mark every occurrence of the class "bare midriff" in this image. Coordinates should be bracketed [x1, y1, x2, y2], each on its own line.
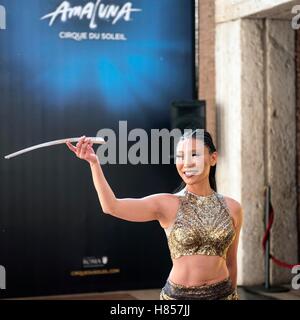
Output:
[168, 255, 229, 287]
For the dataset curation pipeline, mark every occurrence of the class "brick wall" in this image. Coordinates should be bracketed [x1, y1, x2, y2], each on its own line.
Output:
[199, 0, 216, 144]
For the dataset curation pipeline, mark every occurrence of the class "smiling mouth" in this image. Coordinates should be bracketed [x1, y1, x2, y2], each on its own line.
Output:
[183, 170, 199, 177]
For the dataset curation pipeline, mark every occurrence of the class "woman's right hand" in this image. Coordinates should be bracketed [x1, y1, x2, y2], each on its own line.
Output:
[66, 136, 99, 165]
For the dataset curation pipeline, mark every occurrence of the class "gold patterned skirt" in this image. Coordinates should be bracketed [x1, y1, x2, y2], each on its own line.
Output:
[160, 277, 239, 300]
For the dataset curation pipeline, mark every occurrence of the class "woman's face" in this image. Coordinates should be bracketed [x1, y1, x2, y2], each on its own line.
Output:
[175, 138, 217, 186]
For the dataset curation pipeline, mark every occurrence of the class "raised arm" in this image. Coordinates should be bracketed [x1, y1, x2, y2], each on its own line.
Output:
[66, 136, 166, 223]
[89, 158, 166, 222]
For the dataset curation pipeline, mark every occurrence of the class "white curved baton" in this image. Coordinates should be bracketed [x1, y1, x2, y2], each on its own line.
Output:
[4, 137, 106, 160]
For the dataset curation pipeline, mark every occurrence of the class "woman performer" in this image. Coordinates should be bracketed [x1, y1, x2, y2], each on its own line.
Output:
[66, 130, 243, 300]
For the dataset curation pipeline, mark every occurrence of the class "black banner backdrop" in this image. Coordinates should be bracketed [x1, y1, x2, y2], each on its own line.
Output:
[0, 0, 195, 298]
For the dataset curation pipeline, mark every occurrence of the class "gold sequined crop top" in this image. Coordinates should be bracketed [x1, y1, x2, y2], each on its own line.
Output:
[164, 189, 236, 260]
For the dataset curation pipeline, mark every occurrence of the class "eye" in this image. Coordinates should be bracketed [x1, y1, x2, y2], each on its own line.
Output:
[176, 155, 183, 158]
[192, 153, 201, 157]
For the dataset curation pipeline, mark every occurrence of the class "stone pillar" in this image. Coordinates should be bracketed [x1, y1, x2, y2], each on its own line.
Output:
[266, 20, 297, 284]
[216, 19, 265, 285]
[216, 18, 297, 285]
[296, 29, 300, 263]
[199, 0, 216, 142]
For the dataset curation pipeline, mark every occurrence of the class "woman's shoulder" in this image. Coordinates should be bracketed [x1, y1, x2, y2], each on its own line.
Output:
[221, 194, 243, 228]
[221, 194, 242, 211]
[154, 192, 183, 205]
[153, 192, 183, 229]
[156, 188, 186, 201]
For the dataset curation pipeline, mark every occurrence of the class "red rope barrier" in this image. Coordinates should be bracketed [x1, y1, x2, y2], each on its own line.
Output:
[262, 202, 300, 269]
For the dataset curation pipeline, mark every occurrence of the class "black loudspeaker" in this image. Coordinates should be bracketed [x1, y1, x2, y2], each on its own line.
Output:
[171, 100, 206, 132]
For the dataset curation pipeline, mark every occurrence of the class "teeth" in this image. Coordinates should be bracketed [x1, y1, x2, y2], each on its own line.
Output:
[184, 171, 199, 177]
[185, 173, 193, 177]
